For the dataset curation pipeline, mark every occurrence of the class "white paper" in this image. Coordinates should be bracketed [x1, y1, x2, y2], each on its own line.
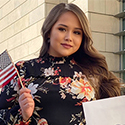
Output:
[82, 95, 125, 125]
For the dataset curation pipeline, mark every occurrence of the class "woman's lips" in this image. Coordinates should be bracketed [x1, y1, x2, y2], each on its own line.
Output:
[61, 43, 72, 49]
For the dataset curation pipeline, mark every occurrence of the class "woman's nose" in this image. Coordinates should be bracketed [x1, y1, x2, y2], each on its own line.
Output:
[65, 32, 72, 42]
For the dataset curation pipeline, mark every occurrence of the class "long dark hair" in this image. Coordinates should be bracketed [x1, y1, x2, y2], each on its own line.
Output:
[39, 3, 121, 99]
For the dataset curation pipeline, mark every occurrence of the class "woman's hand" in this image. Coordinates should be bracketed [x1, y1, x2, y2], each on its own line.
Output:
[19, 88, 35, 121]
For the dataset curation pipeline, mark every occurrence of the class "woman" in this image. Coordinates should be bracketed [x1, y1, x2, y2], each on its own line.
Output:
[0, 3, 121, 125]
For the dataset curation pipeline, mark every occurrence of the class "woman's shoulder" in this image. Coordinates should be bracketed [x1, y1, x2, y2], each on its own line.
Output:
[15, 57, 44, 78]
[15, 57, 42, 67]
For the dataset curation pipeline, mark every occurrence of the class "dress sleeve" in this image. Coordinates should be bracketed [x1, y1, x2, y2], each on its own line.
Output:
[0, 82, 37, 125]
[0, 80, 21, 124]
[0, 61, 31, 125]
[0, 60, 40, 125]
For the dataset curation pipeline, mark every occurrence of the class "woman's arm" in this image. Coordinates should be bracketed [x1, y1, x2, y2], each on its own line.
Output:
[0, 81, 35, 125]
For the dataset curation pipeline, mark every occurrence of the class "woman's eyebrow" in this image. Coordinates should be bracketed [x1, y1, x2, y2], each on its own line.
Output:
[58, 24, 82, 31]
[58, 24, 68, 27]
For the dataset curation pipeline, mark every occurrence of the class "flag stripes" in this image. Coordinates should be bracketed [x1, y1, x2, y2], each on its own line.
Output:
[0, 50, 17, 88]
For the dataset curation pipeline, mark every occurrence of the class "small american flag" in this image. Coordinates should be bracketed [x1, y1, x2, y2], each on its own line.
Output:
[0, 50, 17, 88]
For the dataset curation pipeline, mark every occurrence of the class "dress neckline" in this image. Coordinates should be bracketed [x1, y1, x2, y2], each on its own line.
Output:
[43, 53, 74, 63]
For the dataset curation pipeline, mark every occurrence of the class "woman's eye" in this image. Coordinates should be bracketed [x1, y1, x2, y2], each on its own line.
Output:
[74, 31, 81, 35]
[58, 28, 66, 32]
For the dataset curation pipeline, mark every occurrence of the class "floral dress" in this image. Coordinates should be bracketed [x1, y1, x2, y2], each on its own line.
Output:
[0, 54, 95, 125]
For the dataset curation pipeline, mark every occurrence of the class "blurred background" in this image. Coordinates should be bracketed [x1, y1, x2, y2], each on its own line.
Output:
[0, 0, 125, 83]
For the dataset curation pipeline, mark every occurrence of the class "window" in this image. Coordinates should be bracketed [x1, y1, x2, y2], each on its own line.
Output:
[122, 1, 125, 82]
[122, 36, 125, 81]
[115, 0, 125, 83]
[123, 0, 125, 11]
[122, 18, 125, 30]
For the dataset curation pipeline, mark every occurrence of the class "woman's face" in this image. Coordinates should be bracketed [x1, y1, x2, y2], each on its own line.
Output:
[48, 11, 83, 57]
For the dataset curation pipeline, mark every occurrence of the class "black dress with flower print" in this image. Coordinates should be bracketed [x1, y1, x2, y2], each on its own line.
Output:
[0, 54, 95, 125]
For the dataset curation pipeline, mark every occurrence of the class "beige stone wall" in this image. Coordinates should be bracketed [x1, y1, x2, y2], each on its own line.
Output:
[88, 0, 120, 76]
[0, 0, 67, 62]
[0, 0, 120, 77]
